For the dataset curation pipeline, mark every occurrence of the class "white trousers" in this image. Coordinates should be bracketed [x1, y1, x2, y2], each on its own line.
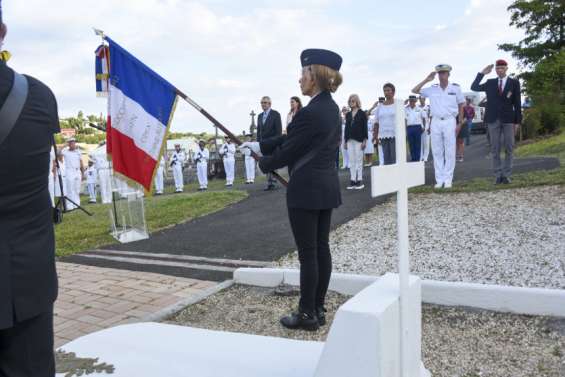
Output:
[197, 162, 208, 188]
[421, 132, 431, 162]
[340, 143, 349, 168]
[87, 183, 97, 202]
[431, 117, 457, 185]
[98, 169, 112, 203]
[65, 169, 81, 210]
[245, 157, 255, 182]
[172, 164, 184, 191]
[378, 144, 384, 166]
[223, 158, 235, 185]
[48, 173, 55, 207]
[347, 140, 364, 182]
[154, 167, 164, 193]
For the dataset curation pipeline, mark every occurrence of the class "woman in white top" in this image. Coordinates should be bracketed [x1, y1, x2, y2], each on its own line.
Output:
[373, 83, 397, 165]
[285, 96, 303, 132]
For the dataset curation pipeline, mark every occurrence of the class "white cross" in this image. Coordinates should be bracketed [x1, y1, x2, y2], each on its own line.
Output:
[370, 101, 425, 377]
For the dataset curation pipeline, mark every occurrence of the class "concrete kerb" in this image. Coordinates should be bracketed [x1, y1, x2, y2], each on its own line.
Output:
[142, 280, 234, 323]
[234, 268, 565, 318]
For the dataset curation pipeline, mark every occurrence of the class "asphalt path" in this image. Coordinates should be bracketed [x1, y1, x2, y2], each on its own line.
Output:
[64, 134, 559, 281]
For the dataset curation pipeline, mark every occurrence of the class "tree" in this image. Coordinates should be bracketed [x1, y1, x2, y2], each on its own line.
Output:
[499, 0, 564, 67]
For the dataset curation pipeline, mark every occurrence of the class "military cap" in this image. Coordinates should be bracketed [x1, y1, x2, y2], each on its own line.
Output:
[435, 64, 452, 73]
[67, 137, 76, 143]
[495, 59, 508, 67]
[408, 95, 417, 100]
[301, 49, 342, 71]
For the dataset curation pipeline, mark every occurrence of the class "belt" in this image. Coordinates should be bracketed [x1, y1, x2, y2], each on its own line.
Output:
[435, 116, 454, 121]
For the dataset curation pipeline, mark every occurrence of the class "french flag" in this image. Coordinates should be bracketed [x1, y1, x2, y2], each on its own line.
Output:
[105, 37, 178, 193]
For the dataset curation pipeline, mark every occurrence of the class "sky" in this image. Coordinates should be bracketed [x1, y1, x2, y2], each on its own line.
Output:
[3, 0, 523, 134]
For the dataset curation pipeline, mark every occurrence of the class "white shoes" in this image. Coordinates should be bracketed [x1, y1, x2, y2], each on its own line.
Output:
[434, 182, 443, 189]
[444, 182, 452, 189]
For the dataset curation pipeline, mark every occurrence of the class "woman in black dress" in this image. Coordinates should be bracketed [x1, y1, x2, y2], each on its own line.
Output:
[241, 49, 343, 331]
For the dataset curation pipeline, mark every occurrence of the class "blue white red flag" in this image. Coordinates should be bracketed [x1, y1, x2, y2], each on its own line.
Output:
[95, 44, 109, 97]
[103, 37, 177, 193]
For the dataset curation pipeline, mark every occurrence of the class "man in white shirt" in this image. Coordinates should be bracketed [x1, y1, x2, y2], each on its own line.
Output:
[404, 95, 424, 162]
[241, 136, 256, 184]
[412, 64, 465, 189]
[154, 155, 166, 195]
[90, 144, 112, 203]
[193, 140, 210, 190]
[418, 96, 431, 162]
[170, 144, 186, 193]
[219, 136, 236, 187]
[340, 106, 349, 169]
[61, 138, 84, 209]
[85, 160, 97, 203]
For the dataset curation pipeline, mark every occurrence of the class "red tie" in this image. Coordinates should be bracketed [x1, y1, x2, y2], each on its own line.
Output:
[498, 79, 503, 95]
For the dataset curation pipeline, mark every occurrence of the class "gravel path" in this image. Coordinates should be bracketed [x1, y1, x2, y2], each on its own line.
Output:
[168, 285, 565, 377]
[278, 185, 565, 289]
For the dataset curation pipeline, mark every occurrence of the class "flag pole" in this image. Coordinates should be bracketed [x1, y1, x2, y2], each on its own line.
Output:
[175, 89, 288, 187]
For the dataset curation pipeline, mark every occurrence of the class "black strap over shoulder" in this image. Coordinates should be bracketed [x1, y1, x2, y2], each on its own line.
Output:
[0, 70, 28, 145]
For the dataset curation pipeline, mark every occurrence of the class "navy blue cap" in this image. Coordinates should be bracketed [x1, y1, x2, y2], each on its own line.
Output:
[301, 49, 342, 71]
[408, 95, 417, 100]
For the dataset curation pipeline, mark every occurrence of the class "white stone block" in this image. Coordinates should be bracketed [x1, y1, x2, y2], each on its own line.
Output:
[233, 267, 284, 287]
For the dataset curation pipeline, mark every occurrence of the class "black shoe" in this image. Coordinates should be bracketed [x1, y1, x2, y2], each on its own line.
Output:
[346, 180, 356, 190]
[494, 177, 503, 185]
[280, 311, 319, 331]
[316, 307, 327, 326]
[501, 177, 511, 184]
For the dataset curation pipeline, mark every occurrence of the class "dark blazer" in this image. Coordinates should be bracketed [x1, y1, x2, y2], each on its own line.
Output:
[0, 62, 59, 329]
[257, 109, 282, 144]
[259, 91, 342, 210]
[471, 73, 522, 124]
[344, 109, 368, 143]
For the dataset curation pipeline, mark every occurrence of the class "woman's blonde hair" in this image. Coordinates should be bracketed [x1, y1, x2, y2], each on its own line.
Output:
[348, 94, 361, 109]
[308, 64, 343, 93]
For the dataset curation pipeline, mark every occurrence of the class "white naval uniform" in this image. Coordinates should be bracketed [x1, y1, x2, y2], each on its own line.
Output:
[54, 159, 66, 198]
[91, 148, 112, 204]
[364, 114, 375, 155]
[61, 147, 82, 210]
[371, 106, 385, 166]
[193, 148, 210, 189]
[48, 148, 56, 206]
[418, 104, 431, 162]
[420, 83, 465, 186]
[220, 143, 236, 185]
[340, 120, 349, 169]
[154, 156, 166, 194]
[242, 147, 255, 183]
[85, 166, 97, 203]
[171, 150, 186, 192]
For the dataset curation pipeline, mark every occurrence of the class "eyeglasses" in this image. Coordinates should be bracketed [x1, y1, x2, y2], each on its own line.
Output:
[261, 101, 270, 104]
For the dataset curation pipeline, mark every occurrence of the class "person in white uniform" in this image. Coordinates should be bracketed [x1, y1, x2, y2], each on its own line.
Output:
[219, 136, 236, 187]
[90, 143, 112, 204]
[154, 155, 166, 195]
[54, 152, 66, 200]
[170, 143, 186, 193]
[48, 147, 56, 207]
[61, 138, 83, 210]
[412, 64, 465, 189]
[364, 112, 375, 166]
[194, 140, 210, 190]
[340, 106, 349, 169]
[242, 136, 255, 184]
[418, 96, 431, 162]
[85, 160, 97, 203]
[404, 95, 424, 162]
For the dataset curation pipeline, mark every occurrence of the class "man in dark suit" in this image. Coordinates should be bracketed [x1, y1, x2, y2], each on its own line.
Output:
[0, 4, 59, 375]
[256, 96, 282, 190]
[471, 59, 522, 184]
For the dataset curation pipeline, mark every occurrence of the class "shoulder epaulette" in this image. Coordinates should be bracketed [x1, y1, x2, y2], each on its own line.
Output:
[452, 83, 460, 86]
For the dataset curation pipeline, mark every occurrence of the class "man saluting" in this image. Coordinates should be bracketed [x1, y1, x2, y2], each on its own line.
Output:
[471, 60, 521, 184]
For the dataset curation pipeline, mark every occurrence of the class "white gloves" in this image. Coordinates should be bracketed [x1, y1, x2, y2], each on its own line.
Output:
[239, 142, 262, 157]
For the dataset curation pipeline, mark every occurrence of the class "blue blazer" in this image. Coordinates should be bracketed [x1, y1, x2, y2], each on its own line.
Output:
[259, 91, 342, 210]
[471, 73, 522, 124]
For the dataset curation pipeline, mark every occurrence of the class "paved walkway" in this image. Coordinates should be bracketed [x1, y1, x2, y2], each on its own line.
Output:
[54, 262, 216, 348]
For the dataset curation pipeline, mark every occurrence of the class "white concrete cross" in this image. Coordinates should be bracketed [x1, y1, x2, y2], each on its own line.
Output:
[370, 100, 425, 377]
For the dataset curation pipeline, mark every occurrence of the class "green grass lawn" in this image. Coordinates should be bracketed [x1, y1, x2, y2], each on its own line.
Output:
[410, 132, 565, 194]
[55, 190, 248, 257]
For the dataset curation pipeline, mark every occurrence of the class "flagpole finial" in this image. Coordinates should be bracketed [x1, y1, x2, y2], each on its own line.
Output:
[93, 28, 105, 39]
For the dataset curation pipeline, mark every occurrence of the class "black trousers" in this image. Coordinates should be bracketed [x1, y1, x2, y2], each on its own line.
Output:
[287, 207, 333, 314]
[0, 308, 55, 377]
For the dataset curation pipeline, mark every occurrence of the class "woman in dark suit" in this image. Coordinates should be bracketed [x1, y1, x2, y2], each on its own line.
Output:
[241, 49, 343, 331]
